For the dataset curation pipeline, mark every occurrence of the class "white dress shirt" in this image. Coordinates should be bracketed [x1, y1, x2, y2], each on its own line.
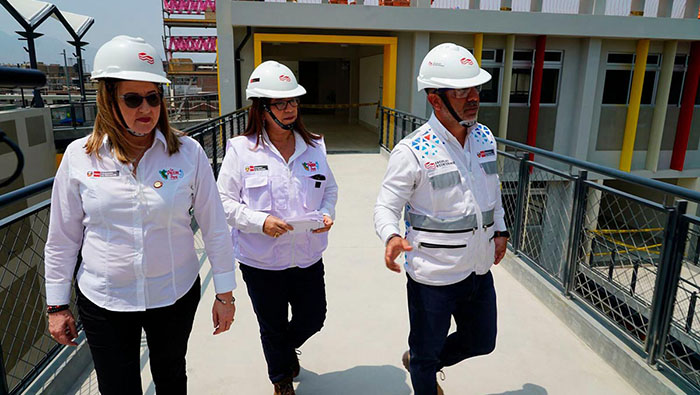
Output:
[217, 130, 338, 270]
[45, 130, 236, 311]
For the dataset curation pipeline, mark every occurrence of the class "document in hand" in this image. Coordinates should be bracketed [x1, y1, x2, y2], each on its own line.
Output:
[285, 212, 324, 233]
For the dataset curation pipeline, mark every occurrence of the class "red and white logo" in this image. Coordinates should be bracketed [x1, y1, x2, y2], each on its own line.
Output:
[138, 52, 155, 65]
[279, 75, 291, 82]
[460, 57, 473, 65]
[424, 162, 437, 170]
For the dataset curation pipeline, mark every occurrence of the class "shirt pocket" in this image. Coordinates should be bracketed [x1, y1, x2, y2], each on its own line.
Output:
[303, 175, 326, 210]
[413, 230, 472, 265]
[480, 159, 499, 205]
[429, 170, 465, 214]
[244, 174, 272, 211]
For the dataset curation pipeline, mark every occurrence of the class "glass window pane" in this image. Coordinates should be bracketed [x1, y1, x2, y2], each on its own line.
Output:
[675, 55, 687, 66]
[480, 68, 500, 103]
[482, 50, 495, 61]
[602, 69, 631, 104]
[513, 50, 533, 62]
[668, 71, 684, 105]
[647, 54, 659, 66]
[510, 68, 531, 103]
[495, 49, 503, 63]
[540, 69, 559, 104]
[607, 53, 634, 64]
[544, 51, 561, 63]
[640, 70, 656, 105]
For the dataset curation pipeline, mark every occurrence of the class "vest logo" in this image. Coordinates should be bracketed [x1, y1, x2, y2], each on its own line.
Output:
[87, 170, 119, 178]
[245, 165, 269, 172]
[250, 78, 260, 83]
[302, 161, 318, 171]
[411, 133, 443, 158]
[425, 160, 455, 170]
[279, 75, 291, 82]
[159, 168, 184, 180]
[477, 149, 495, 159]
[138, 52, 155, 65]
[424, 162, 437, 170]
[460, 57, 473, 65]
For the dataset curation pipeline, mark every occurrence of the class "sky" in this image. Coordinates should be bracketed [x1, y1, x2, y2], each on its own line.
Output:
[0, 0, 215, 71]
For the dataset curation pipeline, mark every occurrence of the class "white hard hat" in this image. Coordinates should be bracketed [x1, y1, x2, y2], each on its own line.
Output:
[417, 43, 491, 91]
[246, 61, 306, 99]
[91, 35, 170, 84]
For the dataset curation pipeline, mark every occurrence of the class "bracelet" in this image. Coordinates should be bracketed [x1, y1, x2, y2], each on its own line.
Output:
[215, 295, 235, 305]
[47, 305, 70, 314]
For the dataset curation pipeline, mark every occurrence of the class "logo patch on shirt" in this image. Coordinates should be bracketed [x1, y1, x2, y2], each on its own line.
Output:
[411, 133, 443, 158]
[159, 168, 184, 180]
[425, 159, 455, 170]
[87, 170, 119, 178]
[477, 149, 495, 159]
[302, 162, 318, 171]
[245, 165, 269, 173]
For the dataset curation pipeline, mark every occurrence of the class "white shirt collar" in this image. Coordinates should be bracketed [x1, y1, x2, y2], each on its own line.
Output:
[427, 112, 478, 151]
[260, 128, 307, 163]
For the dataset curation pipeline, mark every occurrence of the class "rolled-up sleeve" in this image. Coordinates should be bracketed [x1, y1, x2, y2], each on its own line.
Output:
[374, 146, 419, 245]
[217, 142, 269, 234]
[193, 145, 236, 293]
[45, 146, 84, 305]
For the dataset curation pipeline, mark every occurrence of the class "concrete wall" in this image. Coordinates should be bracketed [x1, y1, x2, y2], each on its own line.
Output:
[359, 54, 383, 128]
[0, 107, 56, 217]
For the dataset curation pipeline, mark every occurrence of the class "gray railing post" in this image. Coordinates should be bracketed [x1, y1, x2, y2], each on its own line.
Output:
[511, 151, 530, 254]
[0, 343, 9, 395]
[646, 200, 689, 365]
[564, 170, 588, 295]
[379, 107, 385, 147]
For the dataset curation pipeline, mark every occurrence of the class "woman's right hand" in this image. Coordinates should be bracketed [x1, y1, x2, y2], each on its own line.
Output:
[48, 310, 79, 346]
[263, 215, 294, 238]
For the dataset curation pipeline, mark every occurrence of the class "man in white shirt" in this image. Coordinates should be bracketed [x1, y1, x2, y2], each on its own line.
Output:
[374, 43, 509, 395]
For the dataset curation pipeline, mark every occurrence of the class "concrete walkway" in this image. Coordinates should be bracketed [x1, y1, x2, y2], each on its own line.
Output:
[67, 153, 638, 395]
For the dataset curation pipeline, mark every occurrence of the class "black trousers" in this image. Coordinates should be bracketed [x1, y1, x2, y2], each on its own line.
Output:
[76, 277, 201, 395]
[240, 260, 327, 383]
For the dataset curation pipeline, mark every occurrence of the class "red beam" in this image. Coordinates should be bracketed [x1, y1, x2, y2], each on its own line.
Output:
[670, 41, 700, 171]
[527, 35, 546, 162]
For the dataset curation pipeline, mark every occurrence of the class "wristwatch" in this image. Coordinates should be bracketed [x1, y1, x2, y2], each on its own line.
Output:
[493, 230, 511, 239]
[47, 304, 70, 314]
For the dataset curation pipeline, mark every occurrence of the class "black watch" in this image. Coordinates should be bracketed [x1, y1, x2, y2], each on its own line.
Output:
[493, 230, 510, 239]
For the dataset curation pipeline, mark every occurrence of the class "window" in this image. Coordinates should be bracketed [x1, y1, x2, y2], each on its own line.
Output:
[541, 69, 560, 104]
[510, 68, 531, 103]
[601, 52, 661, 106]
[480, 67, 500, 103]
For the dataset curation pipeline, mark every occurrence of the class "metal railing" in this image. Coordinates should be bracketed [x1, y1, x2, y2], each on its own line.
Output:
[168, 93, 219, 122]
[378, 105, 700, 391]
[182, 106, 249, 177]
[0, 107, 248, 394]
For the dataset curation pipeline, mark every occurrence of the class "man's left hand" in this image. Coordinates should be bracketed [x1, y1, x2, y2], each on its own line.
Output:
[494, 236, 508, 265]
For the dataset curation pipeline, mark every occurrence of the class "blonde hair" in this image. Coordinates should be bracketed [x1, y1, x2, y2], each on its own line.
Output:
[85, 79, 182, 162]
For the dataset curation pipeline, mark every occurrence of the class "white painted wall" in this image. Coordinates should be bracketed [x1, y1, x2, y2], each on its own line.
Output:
[359, 54, 383, 128]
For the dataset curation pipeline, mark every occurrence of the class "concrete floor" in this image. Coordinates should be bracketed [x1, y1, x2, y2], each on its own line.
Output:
[303, 114, 380, 153]
[66, 152, 639, 395]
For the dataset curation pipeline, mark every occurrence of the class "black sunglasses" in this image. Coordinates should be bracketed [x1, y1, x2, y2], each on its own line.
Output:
[119, 92, 161, 109]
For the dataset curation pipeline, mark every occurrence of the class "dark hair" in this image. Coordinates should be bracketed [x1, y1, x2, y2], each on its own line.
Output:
[243, 98, 320, 148]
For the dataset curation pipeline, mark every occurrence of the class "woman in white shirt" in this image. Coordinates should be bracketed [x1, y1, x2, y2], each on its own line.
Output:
[217, 61, 338, 395]
[44, 36, 236, 395]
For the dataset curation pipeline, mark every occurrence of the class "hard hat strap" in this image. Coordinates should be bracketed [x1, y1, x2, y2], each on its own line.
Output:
[438, 92, 476, 128]
[263, 104, 295, 131]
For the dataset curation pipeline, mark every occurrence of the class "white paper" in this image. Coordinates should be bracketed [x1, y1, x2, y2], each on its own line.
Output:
[285, 212, 324, 233]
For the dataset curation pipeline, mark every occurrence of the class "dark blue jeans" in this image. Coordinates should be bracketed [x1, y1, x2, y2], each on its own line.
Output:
[240, 259, 327, 383]
[407, 271, 497, 395]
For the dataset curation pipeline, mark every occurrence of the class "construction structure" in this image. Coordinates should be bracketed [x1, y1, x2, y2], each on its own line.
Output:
[162, 0, 219, 119]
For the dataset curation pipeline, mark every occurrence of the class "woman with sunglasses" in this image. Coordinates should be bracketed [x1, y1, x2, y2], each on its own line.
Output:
[217, 60, 338, 395]
[44, 35, 236, 394]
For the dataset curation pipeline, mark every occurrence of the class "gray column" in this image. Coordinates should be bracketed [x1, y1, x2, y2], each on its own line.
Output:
[656, 0, 674, 17]
[216, 0, 236, 114]
[685, 0, 700, 19]
[646, 40, 677, 172]
[411, 32, 430, 118]
[529, 0, 542, 12]
[469, 0, 480, 10]
[569, 38, 602, 161]
[497, 34, 514, 149]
